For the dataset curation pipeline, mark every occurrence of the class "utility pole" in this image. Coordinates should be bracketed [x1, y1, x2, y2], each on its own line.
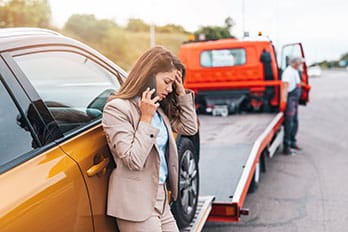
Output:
[150, 23, 155, 47]
[242, 0, 249, 38]
[242, 0, 245, 37]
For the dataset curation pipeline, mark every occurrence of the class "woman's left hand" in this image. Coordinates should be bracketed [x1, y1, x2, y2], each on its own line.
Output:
[174, 70, 186, 96]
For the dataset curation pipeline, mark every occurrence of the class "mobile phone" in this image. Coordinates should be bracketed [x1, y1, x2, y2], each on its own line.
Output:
[147, 77, 157, 99]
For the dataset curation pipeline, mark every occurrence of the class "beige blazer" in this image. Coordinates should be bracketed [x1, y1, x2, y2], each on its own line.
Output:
[102, 91, 198, 221]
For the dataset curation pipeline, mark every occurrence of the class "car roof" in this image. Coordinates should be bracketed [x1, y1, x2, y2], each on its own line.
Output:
[0, 27, 61, 38]
[0, 27, 127, 77]
[0, 27, 88, 52]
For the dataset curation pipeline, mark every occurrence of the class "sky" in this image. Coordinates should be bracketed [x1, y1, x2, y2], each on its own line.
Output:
[49, 0, 348, 65]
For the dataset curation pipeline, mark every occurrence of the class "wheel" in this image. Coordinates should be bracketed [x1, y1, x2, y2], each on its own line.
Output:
[171, 137, 199, 228]
[248, 161, 260, 194]
[197, 100, 207, 114]
[260, 151, 267, 173]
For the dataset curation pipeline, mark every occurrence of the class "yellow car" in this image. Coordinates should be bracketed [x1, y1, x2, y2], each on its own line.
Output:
[0, 28, 200, 231]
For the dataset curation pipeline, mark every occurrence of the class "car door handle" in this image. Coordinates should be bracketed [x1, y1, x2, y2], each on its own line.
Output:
[87, 157, 110, 177]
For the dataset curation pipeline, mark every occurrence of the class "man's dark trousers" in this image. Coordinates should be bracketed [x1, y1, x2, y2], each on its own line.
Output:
[284, 88, 300, 149]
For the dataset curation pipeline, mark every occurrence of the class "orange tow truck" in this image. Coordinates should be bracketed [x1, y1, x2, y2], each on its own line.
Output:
[179, 37, 310, 115]
[177, 36, 311, 230]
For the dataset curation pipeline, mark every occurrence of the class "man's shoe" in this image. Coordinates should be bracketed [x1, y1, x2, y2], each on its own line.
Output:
[283, 147, 295, 156]
[290, 144, 302, 150]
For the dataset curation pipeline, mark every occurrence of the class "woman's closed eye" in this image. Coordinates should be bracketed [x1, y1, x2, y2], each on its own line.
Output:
[164, 79, 174, 85]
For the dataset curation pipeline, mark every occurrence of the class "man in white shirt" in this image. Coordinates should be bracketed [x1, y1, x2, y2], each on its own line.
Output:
[282, 56, 304, 155]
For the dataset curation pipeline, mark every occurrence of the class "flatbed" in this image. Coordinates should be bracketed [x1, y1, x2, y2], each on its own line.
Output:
[197, 112, 284, 224]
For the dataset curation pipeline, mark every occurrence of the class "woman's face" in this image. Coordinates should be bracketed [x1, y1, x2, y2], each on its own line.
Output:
[155, 70, 177, 101]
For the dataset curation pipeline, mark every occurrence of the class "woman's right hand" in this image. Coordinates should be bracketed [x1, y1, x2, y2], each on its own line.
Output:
[139, 88, 160, 123]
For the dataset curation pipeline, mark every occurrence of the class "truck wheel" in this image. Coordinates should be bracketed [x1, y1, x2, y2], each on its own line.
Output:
[198, 101, 207, 114]
[171, 137, 199, 228]
[260, 151, 267, 173]
[248, 161, 260, 193]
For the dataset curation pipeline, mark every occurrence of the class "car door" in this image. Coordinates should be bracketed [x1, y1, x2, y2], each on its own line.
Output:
[7, 46, 122, 232]
[0, 57, 94, 231]
[280, 43, 311, 105]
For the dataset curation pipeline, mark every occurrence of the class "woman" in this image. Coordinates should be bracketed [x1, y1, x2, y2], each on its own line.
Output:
[102, 46, 198, 231]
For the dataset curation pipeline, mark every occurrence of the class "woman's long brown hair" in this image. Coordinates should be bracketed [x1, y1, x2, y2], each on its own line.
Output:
[109, 46, 186, 120]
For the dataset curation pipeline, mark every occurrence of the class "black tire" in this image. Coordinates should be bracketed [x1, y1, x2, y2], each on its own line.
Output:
[190, 132, 200, 163]
[171, 137, 199, 228]
[248, 161, 260, 194]
[197, 100, 207, 114]
[260, 151, 267, 173]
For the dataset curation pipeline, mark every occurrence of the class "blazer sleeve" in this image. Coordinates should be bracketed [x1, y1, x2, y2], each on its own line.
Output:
[170, 90, 198, 136]
[102, 99, 159, 171]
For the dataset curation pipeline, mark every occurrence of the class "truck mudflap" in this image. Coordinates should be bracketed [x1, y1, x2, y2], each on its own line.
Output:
[180, 196, 215, 232]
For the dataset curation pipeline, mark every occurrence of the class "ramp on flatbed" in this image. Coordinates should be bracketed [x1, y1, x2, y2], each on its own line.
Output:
[198, 114, 277, 202]
[180, 196, 214, 232]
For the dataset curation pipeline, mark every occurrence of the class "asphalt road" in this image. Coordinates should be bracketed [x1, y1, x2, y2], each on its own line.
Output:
[201, 69, 348, 232]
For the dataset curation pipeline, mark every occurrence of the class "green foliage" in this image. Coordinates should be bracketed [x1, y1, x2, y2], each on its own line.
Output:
[63, 14, 132, 68]
[63, 14, 187, 71]
[154, 32, 188, 54]
[224, 16, 235, 29]
[340, 52, 348, 61]
[156, 24, 187, 33]
[64, 14, 119, 42]
[194, 26, 232, 40]
[0, 0, 50, 28]
[126, 18, 149, 32]
[193, 17, 235, 40]
[63, 14, 190, 70]
[313, 52, 348, 68]
[316, 60, 338, 69]
[126, 18, 187, 34]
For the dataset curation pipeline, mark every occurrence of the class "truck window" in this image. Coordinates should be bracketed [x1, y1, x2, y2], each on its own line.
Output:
[200, 48, 246, 67]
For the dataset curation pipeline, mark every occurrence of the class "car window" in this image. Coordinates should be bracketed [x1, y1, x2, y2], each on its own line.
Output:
[201, 48, 246, 67]
[0, 81, 37, 169]
[13, 51, 120, 135]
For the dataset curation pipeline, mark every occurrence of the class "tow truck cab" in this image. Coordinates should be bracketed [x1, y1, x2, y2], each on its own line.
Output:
[179, 38, 310, 115]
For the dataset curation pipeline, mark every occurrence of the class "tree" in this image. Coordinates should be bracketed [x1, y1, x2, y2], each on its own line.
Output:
[194, 17, 235, 40]
[64, 14, 119, 42]
[156, 24, 187, 33]
[224, 16, 235, 30]
[194, 26, 232, 40]
[126, 18, 149, 32]
[340, 52, 348, 61]
[63, 14, 130, 69]
[0, 0, 51, 28]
